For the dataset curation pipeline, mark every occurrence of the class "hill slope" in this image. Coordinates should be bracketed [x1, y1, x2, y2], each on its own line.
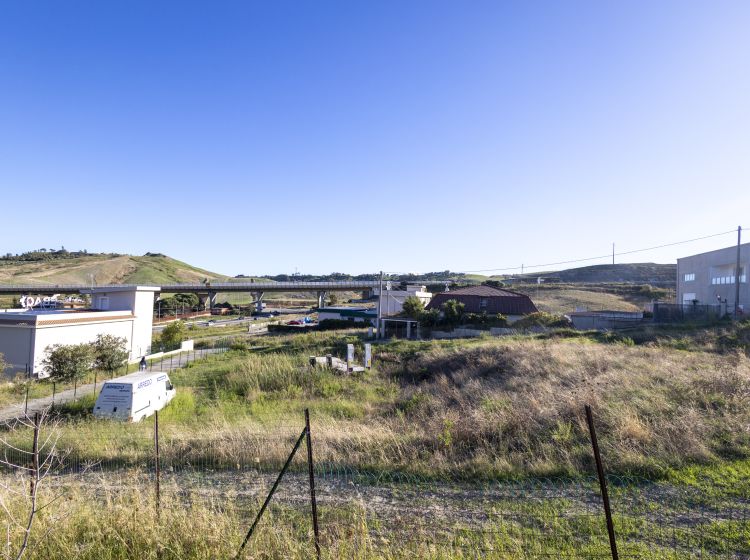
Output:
[0, 253, 228, 286]
[506, 263, 675, 285]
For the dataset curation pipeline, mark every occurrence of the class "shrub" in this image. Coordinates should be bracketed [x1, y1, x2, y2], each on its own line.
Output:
[464, 313, 508, 328]
[402, 296, 425, 319]
[418, 308, 440, 327]
[92, 334, 128, 373]
[441, 300, 465, 326]
[513, 312, 572, 329]
[42, 343, 94, 386]
[160, 321, 186, 350]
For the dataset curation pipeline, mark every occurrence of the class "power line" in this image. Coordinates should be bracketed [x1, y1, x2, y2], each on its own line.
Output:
[386, 227, 743, 276]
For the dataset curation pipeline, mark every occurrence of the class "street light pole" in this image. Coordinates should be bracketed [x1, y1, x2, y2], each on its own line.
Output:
[735, 225, 742, 319]
[377, 271, 383, 339]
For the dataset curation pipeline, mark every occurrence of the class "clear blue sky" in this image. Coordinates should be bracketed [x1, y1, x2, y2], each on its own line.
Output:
[2, 1, 749, 276]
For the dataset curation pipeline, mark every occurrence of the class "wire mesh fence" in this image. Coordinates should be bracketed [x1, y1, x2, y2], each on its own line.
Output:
[0, 422, 747, 559]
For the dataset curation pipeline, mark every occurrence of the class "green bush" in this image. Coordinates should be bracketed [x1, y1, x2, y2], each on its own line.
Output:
[513, 312, 572, 329]
[464, 313, 508, 328]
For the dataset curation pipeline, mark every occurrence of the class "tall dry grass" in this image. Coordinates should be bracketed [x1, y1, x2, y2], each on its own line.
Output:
[14, 336, 750, 480]
[386, 338, 750, 477]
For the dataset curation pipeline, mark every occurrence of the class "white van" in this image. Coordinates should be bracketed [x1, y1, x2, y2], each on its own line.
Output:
[93, 371, 176, 422]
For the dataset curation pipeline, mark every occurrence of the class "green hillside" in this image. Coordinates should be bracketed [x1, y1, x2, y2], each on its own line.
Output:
[0, 252, 228, 286]
[501, 263, 676, 285]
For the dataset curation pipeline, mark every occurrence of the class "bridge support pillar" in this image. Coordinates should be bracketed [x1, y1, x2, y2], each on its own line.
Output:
[317, 291, 328, 309]
[199, 292, 217, 311]
[254, 292, 265, 313]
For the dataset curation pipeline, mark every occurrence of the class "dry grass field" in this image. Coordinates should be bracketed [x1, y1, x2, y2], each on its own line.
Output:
[1, 325, 749, 558]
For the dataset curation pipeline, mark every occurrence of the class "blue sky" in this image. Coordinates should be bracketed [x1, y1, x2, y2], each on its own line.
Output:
[2, 1, 749, 276]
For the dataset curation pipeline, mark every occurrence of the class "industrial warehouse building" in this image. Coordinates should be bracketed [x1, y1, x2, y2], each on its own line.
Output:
[0, 286, 158, 377]
[677, 243, 749, 312]
[426, 285, 538, 319]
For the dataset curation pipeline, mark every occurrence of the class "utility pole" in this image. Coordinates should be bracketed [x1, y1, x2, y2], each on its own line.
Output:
[612, 243, 615, 265]
[735, 225, 742, 319]
[377, 271, 383, 339]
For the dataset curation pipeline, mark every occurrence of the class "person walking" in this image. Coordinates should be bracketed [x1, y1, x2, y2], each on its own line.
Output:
[139, 356, 147, 371]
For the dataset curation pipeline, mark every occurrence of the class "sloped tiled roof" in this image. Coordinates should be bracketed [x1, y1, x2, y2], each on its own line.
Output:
[439, 285, 527, 298]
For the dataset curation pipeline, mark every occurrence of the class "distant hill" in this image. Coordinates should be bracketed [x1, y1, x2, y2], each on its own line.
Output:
[0, 251, 676, 289]
[505, 263, 676, 286]
[0, 252, 228, 286]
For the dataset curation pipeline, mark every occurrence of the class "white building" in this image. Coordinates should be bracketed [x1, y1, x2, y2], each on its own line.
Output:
[375, 284, 433, 316]
[0, 286, 158, 378]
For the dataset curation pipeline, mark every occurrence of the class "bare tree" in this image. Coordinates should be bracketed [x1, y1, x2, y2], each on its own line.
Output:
[0, 408, 79, 559]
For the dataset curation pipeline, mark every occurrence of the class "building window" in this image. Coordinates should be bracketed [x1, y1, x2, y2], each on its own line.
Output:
[682, 293, 696, 304]
[683, 273, 695, 282]
[710, 265, 746, 285]
[479, 298, 488, 310]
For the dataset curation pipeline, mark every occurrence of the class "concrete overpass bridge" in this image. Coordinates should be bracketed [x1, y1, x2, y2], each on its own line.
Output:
[0, 281, 380, 311]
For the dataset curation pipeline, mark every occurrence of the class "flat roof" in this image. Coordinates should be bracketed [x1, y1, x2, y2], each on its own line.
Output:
[0, 308, 117, 316]
[106, 371, 169, 384]
[81, 286, 160, 293]
[677, 242, 750, 261]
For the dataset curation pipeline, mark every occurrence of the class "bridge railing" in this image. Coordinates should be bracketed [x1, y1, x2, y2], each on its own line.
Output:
[0, 281, 380, 293]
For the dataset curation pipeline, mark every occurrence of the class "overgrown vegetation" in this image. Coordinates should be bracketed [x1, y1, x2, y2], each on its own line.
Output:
[22, 325, 748, 481]
[3, 325, 750, 558]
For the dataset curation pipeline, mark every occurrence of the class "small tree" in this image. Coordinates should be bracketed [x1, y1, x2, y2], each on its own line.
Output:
[402, 296, 425, 319]
[327, 293, 339, 306]
[92, 334, 128, 378]
[419, 308, 441, 327]
[442, 299, 465, 326]
[160, 320, 186, 350]
[0, 352, 6, 377]
[42, 343, 93, 397]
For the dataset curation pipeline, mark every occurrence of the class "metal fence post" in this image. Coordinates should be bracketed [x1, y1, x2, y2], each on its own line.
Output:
[585, 404, 619, 560]
[237, 428, 307, 557]
[30, 412, 39, 496]
[154, 410, 161, 520]
[24, 383, 30, 415]
[305, 409, 321, 559]
[51, 382, 56, 408]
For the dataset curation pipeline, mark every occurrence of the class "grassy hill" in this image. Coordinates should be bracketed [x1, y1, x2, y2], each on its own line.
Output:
[502, 263, 676, 285]
[0, 252, 228, 286]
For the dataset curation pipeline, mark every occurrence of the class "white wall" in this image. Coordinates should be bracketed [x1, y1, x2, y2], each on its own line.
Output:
[33, 318, 136, 375]
[90, 288, 156, 359]
[380, 290, 433, 316]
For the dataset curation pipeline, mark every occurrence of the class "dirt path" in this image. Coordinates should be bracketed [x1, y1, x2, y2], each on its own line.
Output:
[0, 348, 219, 422]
